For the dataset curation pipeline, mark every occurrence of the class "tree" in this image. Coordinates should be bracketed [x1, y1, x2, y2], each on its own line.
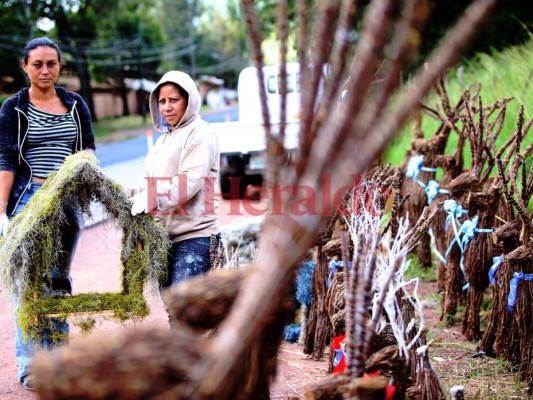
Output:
[0, 1, 42, 92]
[155, 0, 200, 76]
[194, 0, 249, 88]
[90, 0, 165, 116]
[36, 0, 108, 120]
[251, 0, 533, 72]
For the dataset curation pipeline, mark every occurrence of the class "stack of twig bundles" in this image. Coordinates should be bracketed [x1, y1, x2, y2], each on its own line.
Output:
[482, 112, 533, 393]
[30, 0, 500, 398]
[322, 166, 397, 372]
[410, 88, 512, 337]
[304, 163, 445, 398]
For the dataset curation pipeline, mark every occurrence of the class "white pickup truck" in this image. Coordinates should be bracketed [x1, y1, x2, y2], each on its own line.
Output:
[211, 63, 302, 199]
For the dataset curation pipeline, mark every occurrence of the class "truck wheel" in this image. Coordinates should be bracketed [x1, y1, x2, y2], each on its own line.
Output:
[220, 173, 247, 200]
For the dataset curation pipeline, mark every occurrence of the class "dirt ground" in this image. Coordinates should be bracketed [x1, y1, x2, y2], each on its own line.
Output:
[0, 221, 530, 399]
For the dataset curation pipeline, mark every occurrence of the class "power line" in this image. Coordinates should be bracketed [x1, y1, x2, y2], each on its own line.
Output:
[0, 34, 246, 73]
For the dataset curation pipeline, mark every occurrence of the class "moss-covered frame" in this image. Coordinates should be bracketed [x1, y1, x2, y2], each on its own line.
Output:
[0, 152, 169, 341]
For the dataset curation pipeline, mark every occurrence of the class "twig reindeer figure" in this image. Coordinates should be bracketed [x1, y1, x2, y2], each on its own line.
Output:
[32, 0, 499, 398]
[438, 90, 509, 326]
[457, 95, 509, 340]
[406, 82, 470, 293]
[400, 79, 465, 269]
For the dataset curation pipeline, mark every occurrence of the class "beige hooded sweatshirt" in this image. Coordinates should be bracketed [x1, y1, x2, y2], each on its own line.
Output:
[146, 71, 220, 242]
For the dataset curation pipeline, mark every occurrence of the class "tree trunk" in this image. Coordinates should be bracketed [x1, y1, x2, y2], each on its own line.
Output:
[118, 79, 130, 117]
[76, 54, 97, 122]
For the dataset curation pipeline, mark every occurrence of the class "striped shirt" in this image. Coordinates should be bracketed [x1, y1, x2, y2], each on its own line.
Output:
[24, 103, 77, 179]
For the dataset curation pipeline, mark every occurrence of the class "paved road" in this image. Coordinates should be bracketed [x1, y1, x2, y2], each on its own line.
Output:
[96, 106, 238, 167]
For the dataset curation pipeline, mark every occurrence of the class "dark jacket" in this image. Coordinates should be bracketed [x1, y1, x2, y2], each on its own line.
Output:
[0, 86, 95, 216]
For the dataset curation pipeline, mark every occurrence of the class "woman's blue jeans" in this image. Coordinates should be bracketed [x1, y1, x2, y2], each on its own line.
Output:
[12, 183, 84, 382]
[163, 235, 220, 287]
[161, 235, 221, 327]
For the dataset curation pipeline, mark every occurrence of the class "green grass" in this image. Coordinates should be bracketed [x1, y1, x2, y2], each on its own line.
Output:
[433, 350, 530, 399]
[404, 254, 437, 282]
[384, 36, 533, 166]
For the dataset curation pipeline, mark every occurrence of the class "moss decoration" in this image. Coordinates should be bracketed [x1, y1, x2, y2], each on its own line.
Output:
[0, 151, 170, 341]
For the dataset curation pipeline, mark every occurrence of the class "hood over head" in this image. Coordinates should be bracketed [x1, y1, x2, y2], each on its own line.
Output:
[149, 71, 201, 132]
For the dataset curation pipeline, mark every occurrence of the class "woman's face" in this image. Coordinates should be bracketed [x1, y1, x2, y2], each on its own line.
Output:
[22, 46, 61, 92]
[158, 83, 188, 128]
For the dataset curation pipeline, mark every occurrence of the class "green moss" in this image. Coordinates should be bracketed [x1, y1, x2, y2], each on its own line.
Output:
[0, 152, 170, 341]
[74, 317, 97, 334]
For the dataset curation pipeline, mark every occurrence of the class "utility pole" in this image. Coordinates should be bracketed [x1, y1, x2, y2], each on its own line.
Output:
[23, 1, 34, 40]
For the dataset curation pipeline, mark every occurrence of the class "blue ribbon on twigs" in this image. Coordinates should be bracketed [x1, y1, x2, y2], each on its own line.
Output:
[443, 199, 468, 231]
[425, 180, 450, 204]
[406, 155, 437, 187]
[444, 216, 493, 291]
[459, 217, 493, 249]
[488, 254, 505, 286]
[507, 272, 533, 314]
[460, 216, 493, 290]
[327, 261, 351, 288]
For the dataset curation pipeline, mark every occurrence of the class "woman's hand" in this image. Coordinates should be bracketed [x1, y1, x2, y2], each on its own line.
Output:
[131, 191, 148, 215]
[130, 190, 157, 216]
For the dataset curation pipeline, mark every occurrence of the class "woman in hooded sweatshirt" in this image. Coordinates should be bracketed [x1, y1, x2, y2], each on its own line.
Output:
[131, 71, 221, 291]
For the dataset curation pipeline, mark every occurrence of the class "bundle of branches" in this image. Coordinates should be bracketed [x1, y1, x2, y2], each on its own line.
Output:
[29, 0, 499, 397]
[437, 91, 509, 326]
[481, 219, 520, 355]
[304, 198, 442, 399]
[481, 109, 533, 393]
[440, 218, 465, 323]
[303, 209, 339, 360]
[323, 165, 400, 371]
[0, 152, 169, 341]
[453, 94, 510, 340]
[304, 165, 394, 360]
[405, 329, 446, 400]
[425, 87, 472, 292]
[310, 164, 397, 364]
[400, 79, 465, 269]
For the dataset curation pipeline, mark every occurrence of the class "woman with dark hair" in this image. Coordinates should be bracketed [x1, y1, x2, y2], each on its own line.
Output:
[130, 71, 221, 312]
[0, 37, 95, 391]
